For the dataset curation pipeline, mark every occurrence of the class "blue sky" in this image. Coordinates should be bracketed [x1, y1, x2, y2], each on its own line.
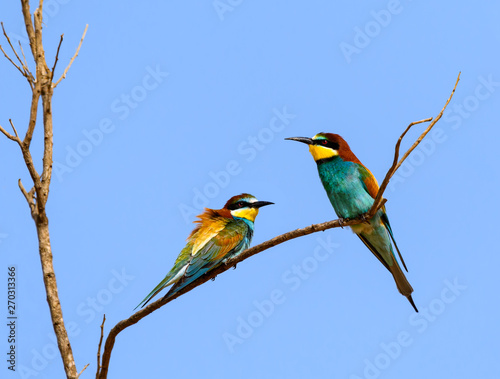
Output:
[1, 1, 499, 378]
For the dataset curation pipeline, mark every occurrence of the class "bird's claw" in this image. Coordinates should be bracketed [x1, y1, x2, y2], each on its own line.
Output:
[338, 217, 346, 228]
[233, 263, 238, 270]
[360, 214, 370, 224]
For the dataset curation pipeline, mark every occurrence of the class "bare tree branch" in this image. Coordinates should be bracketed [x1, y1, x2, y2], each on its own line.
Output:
[0, 124, 20, 143]
[77, 364, 89, 379]
[53, 24, 88, 87]
[1, 22, 25, 68]
[95, 315, 106, 379]
[366, 118, 431, 216]
[95, 73, 461, 379]
[18, 179, 36, 215]
[0, 44, 25, 77]
[368, 72, 461, 216]
[393, 73, 461, 173]
[20, 0, 36, 57]
[8, 119, 19, 138]
[1, 1, 86, 377]
[18, 40, 31, 75]
[50, 34, 64, 82]
[0, 20, 34, 88]
[23, 89, 41, 148]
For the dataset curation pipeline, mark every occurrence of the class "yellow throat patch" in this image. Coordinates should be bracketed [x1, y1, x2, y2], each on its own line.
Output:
[308, 144, 338, 161]
[231, 208, 259, 222]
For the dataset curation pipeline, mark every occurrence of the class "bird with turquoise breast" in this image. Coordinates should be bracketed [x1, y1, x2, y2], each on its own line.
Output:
[286, 133, 418, 312]
[136, 194, 273, 308]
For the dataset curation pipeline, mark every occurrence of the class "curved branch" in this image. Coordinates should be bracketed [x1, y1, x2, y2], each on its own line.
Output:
[96, 72, 461, 379]
[97, 216, 359, 378]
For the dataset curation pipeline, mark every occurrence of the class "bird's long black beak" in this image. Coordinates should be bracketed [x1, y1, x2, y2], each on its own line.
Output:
[251, 201, 274, 208]
[285, 137, 313, 145]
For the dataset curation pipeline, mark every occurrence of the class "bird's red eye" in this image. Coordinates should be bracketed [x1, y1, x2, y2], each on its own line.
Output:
[321, 140, 328, 145]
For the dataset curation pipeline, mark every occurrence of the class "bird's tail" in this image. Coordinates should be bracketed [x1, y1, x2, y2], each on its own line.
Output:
[135, 276, 174, 310]
[389, 262, 418, 312]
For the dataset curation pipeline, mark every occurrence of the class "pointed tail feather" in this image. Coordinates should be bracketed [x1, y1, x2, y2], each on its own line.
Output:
[161, 270, 202, 303]
[162, 282, 182, 303]
[407, 294, 418, 313]
[381, 214, 409, 272]
[135, 283, 167, 310]
[135, 276, 175, 310]
[389, 261, 418, 312]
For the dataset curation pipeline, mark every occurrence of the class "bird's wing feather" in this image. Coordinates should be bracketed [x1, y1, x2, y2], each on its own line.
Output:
[356, 163, 409, 273]
[356, 163, 380, 200]
[380, 213, 408, 272]
[356, 233, 390, 271]
[136, 244, 192, 309]
[183, 220, 249, 279]
[165, 219, 249, 298]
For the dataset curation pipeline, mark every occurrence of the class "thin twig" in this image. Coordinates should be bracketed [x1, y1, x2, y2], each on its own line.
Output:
[0, 45, 25, 77]
[0, 120, 22, 147]
[0, 124, 18, 142]
[18, 180, 36, 216]
[50, 34, 63, 82]
[18, 41, 30, 72]
[394, 72, 461, 173]
[18, 179, 30, 203]
[96, 72, 461, 379]
[368, 72, 461, 216]
[9, 119, 19, 138]
[17, 40, 34, 88]
[1, 22, 25, 71]
[368, 117, 432, 216]
[95, 315, 106, 379]
[77, 363, 90, 378]
[54, 24, 88, 87]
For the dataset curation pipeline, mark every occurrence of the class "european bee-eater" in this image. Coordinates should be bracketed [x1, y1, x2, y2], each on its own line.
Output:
[286, 133, 418, 312]
[136, 194, 273, 308]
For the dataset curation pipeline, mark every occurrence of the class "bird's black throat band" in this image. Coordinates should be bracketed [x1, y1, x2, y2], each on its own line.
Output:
[315, 156, 337, 165]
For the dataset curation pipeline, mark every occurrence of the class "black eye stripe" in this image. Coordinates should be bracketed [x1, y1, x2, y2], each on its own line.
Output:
[314, 140, 339, 150]
[228, 201, 249, 210]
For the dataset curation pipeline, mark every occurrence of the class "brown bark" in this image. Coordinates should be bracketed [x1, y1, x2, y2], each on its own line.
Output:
[36, 217, 77, 377]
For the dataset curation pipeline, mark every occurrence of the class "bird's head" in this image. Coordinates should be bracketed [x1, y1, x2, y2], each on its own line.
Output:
[223, 194, 274, 222]
[285, 133, 358, 163]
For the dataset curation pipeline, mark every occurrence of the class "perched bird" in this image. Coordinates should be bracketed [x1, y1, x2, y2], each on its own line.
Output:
[136, 194, 273, 308]
[286, 133, 418, 312]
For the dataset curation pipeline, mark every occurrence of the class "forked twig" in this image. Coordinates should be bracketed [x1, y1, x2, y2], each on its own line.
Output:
[0, 44, 24, 77]
[0, 22, 26, 77]
[54, 24, 88, 87]
[368, 72, 461, 216]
